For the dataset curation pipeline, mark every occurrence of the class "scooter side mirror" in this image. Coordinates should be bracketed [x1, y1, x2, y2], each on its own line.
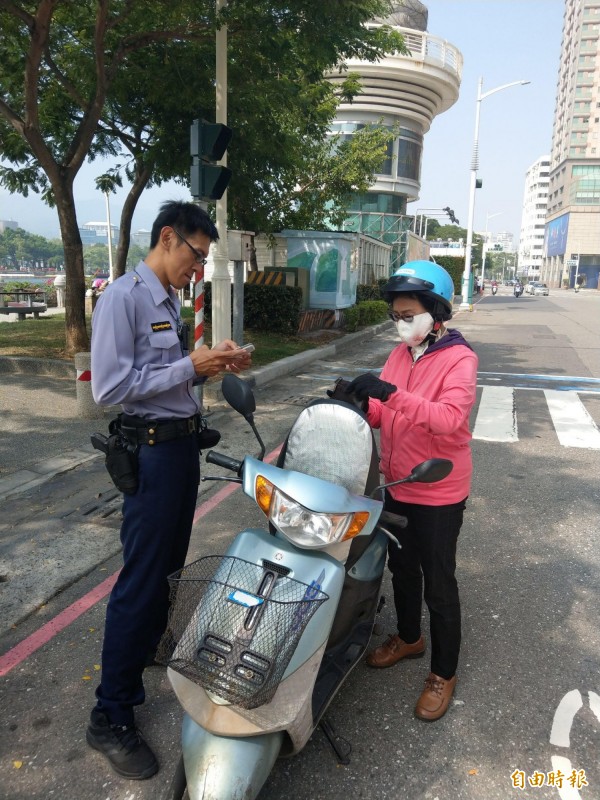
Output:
[221, 374, 256, 420]
[407, 458, 453, 483]
[371, 458, 453, 498]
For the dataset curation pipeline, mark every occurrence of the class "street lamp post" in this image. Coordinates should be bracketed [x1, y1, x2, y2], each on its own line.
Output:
[460, 77, 530, 311]
[103, 190, 115, 284]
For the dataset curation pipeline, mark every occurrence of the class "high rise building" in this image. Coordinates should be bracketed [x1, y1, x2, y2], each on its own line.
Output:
[543, 0, 600, 289]
[325, 1, 462, 271]
[518, 156, 550, 280]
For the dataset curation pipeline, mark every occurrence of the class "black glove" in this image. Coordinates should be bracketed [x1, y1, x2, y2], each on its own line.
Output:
[345, 373, 397, 402]
[326, 377, 367, 411]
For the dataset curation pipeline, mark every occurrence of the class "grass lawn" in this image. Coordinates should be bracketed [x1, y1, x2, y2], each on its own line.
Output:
[0, 310, 342, 366]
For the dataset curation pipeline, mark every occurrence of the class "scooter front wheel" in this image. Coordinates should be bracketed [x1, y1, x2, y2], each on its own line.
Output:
[163, 753, 188, 800]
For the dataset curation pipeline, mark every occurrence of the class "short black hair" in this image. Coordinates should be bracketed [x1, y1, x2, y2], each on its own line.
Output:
[150, 200, 219, 248]
[389, 291, 437, 317]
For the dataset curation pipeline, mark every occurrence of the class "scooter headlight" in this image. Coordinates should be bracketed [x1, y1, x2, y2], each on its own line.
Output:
[255, 477, 369, 548]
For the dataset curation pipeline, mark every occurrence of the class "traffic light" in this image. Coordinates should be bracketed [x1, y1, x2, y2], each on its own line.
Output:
[475, 179, 483, 189]
[443, 206, 459, 224]
[190, 119, 232, 201]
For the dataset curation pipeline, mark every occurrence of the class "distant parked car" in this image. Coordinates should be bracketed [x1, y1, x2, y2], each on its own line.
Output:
[533, 283, 549, 296]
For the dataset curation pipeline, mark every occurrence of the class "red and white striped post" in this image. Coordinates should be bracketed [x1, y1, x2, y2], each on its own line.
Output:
[74, 352, 103, 419]
[194, 268, 205, 408]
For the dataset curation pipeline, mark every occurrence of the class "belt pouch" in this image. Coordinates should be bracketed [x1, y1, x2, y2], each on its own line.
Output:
[196, 415, 221, 451]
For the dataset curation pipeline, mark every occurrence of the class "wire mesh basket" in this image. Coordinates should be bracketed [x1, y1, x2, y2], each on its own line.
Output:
[157, 556, 328, 709]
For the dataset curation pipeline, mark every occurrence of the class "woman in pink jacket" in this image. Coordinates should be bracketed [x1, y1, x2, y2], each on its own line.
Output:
[346, 260, 478, 722]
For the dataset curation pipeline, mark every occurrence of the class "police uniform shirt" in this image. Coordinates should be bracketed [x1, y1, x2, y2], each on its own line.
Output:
[91, 261, 199, 419]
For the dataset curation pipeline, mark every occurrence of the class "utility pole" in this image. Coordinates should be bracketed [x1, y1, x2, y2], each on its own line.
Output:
[211, 0, 231, 344]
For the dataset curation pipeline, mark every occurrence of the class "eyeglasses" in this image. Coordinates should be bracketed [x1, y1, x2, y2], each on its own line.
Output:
[388, 310, 415, 323]
[173, 228, 208, 266]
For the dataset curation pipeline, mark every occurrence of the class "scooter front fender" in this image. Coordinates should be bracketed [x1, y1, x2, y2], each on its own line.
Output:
[182, 713, 284, 800]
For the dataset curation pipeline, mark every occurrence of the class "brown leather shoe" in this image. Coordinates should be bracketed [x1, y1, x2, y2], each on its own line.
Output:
[366, 634, 425, 668]
[415, 672, 457, 721]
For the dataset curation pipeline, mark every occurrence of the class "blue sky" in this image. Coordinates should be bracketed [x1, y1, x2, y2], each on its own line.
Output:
[418, 0, 564, 241]
[0, 0, 565, 243]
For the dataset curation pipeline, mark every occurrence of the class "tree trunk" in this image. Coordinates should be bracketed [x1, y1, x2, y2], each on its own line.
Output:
[115, 162, 153, 277]
[54, 180, 89, 355]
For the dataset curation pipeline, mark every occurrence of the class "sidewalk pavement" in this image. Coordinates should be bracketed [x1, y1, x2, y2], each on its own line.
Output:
[0, 320, 393, 502]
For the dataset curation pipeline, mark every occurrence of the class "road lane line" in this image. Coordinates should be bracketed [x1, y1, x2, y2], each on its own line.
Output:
[550, 689, 583, 747]
[472, 385, 518, 442]
[0, 572, 119, 678]
[544, 390, 600, 449]
[550, 756, 582, 800]
[0, 443, 283, 676]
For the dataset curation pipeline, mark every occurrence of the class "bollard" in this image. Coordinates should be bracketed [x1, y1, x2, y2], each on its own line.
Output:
[74, 352, 104, 419]
[54, 274, 66, 309]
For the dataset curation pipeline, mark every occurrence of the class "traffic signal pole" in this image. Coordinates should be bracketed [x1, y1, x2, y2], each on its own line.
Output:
[211, 0, 231, 344]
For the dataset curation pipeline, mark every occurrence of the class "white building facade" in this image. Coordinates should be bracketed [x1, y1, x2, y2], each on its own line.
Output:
[518, 156, 550, 280]
[543, 0, 600, 289]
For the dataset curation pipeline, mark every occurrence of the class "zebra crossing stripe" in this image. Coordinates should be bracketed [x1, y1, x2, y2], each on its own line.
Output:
[472, 386, 518, 442]
[544, 390, 600, 449]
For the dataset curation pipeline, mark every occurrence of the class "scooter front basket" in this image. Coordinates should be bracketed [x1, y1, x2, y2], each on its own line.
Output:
[157, 556, 328, 709]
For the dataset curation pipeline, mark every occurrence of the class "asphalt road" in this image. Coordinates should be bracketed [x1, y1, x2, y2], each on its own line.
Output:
[1, 286, 599, 800]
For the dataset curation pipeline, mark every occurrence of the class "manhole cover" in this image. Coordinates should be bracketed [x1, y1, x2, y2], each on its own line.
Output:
[63, 491, 122, 520]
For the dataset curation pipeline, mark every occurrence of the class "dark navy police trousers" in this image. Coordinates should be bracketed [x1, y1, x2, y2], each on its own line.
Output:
[95, 435, 200, 725]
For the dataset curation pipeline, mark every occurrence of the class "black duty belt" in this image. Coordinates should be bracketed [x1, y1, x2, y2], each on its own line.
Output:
[120, 414, 199, 446]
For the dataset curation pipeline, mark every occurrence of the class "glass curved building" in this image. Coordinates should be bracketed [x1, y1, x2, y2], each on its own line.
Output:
[326, 2, 462, 270]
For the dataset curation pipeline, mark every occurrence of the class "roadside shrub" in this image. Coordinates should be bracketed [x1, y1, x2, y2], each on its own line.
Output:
[343, 305, 361, 332]
[343, 299, 388, 332]
[203, 281, 302, 334]
[358, 300, 388, 326]
[356, 279, 388, 302]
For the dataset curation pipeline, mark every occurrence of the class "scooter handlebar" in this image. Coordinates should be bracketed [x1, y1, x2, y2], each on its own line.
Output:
[205, 450, 243, 474]
[379, 510, 408, 529]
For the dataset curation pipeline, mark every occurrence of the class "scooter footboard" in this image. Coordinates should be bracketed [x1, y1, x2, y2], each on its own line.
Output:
[157, 550, 329, 709]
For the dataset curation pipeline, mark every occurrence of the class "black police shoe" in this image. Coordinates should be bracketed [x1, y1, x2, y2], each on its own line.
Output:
[86, 709, 158, 780]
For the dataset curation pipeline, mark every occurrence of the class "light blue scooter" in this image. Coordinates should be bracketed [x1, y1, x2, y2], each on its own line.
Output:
[160, 375, 452, 800]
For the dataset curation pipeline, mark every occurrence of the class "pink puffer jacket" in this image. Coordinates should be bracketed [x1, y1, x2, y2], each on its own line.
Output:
[367, 330, 478, 505]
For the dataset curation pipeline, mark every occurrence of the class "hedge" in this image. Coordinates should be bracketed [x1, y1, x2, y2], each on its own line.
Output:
[203, 281, 302, 335]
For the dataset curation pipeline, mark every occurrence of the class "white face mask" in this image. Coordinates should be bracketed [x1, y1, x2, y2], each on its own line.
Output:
[395, 311, 435, 347]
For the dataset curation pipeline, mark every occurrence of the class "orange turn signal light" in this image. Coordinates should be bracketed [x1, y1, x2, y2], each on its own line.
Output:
[255, 475, 274, 515]
[342, 512, 370, 540]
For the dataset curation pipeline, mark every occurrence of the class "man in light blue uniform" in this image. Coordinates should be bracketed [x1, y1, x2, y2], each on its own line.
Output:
[86, 200, 251, 780]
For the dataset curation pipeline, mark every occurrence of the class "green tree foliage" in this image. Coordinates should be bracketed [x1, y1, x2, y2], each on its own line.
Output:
[0, 1, 404, 352]
[0, 0, 218, 353]
[0, 227, 63, 269]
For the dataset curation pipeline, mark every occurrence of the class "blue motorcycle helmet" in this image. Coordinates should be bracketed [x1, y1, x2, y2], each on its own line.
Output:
[381, 260, 455, 321]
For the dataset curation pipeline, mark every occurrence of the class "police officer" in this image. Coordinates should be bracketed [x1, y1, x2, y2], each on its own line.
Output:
[86, 200, 251, 780]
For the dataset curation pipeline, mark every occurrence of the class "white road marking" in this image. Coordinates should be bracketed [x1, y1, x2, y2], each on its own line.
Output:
[550, 689, 583, 747]
[550, 755, 582, 800]
[472, 386, 518, 442]
[589, 691, 600, 724]
[544, 390, 600, 449]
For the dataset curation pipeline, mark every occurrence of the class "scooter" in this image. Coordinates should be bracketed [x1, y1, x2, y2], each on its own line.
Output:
[159, 374, 452, 800]
[514, 284, 523, 297]
[491, 284, 498, 295]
